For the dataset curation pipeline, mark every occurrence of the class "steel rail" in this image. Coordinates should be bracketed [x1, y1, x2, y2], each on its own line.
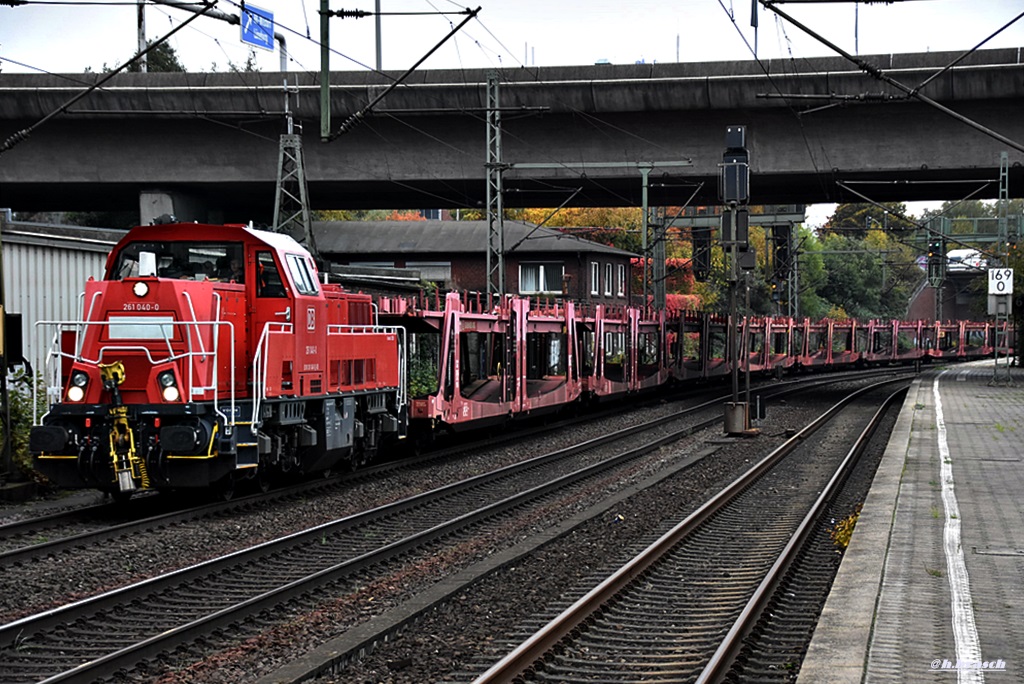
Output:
[696, 385, 908, 683]
[0, 501, 110, 539]
[472, 377, 909, 683]
[0, 386, 744, 683]
[2, 368, 906, 563]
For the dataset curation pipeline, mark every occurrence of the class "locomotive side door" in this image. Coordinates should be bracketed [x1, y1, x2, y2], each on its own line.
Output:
[250, 249, 296, 396]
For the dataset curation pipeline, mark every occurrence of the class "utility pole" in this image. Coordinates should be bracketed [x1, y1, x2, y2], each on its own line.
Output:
[0, 213, 10, 481]
[320, 0, 331, 141]
[137, 0, 147, 72]
[375, 0, 382, 71]
[485, 71, 505, 296]
[637, 166, 680, 309]
[273, 86, 317, 260]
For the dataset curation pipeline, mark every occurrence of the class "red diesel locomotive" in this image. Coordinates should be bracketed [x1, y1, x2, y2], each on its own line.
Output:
[30, 223, 406, 498]
[29, 222, 1007, 499]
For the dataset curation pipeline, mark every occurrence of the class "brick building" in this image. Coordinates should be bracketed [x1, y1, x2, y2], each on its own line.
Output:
[314, 220, 637, 304]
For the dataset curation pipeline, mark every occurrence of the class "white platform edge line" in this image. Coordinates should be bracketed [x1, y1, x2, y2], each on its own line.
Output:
[934, 371, 984, 684]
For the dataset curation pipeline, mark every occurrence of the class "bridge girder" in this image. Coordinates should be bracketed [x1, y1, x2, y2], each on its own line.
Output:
[2, 48, 1023, 218]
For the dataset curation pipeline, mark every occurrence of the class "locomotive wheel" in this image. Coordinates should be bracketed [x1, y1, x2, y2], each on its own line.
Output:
[110, 490, 133, 505]
[257, 467, 272, 494]
[217, 476, 236, 501]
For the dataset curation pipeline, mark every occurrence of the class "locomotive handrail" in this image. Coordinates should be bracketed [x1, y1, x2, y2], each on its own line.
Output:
[79, 290, 105, 359]
[327, 323, 409, 409]
[325, 324, 403, 335]
[251, 321, 293, 428]
[208, 293, 231, 430]
[32, 318, 236, 430]
[180, 291, 210, 360]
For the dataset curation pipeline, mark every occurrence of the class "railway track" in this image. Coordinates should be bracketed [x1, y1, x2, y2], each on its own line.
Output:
[0, 373, 807, 683]
[0, 376, 724, 564]
[469, 379, 908, 683]
[0, 370, 910, 683]
[0, 368, 882, 566]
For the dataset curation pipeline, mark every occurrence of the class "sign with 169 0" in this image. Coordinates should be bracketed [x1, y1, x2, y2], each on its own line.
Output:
[988, 267, 1014, 295]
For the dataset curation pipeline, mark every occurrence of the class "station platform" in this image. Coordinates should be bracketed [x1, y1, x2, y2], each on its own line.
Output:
[799, 360, 1023, 682]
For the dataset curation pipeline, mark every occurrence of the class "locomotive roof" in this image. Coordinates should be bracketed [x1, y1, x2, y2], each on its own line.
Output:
[313, 220, 637, 258]
[114, 222, 308, 254]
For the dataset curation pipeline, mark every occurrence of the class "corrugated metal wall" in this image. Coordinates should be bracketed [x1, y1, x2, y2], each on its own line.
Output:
[2, 225, 114, 369]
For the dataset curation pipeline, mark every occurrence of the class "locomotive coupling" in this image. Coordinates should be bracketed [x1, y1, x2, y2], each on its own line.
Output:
[109, 405, 149, 492]
[100, 360, 127, 406]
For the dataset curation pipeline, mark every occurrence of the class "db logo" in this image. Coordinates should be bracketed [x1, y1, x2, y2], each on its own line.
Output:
[307, 307, 316, 331]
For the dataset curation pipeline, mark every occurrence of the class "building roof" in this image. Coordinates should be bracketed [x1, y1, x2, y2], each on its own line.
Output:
[1, 220, 127, 254]
[313, 220, 637, 258]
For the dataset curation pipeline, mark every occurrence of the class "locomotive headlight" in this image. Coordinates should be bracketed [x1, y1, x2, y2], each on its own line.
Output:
[158, 371, 180, 402]
[132, 281, 150, 297]
[67, 370, 89, 402]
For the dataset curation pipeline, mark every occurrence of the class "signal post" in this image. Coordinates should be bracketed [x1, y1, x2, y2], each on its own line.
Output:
[720, 126, 751, 434]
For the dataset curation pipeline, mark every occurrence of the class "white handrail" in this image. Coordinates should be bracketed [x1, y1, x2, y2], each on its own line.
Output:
[250, 321, 292, 428]
[32, 318, 235, 430]
[325, 324, 408, 409]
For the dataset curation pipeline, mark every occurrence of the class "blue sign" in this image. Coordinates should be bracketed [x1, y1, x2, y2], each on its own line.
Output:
[240, 3, 274, 52]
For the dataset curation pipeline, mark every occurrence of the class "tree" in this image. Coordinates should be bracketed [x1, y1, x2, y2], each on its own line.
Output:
[135, 41, 186, 72]
[108, 41, 186, 74]
[923, 200, 994, 220]
[816, 234, 883, 318]
[793, 227, 829, 320]
[822, 202, 915, 240]
[384, 210, 426, 221]
[314, 209, 394, 221]
[227, 49, 260, 73]
[520, 207, 645, 254]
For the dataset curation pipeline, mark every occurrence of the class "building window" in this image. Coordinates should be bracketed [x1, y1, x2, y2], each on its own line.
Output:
[520, 262, 564, 294]
[590, 262, 600, 295]
[617, 263, 625, 297]
[406, 261, 452, 284]
[604, 263, 612, 296]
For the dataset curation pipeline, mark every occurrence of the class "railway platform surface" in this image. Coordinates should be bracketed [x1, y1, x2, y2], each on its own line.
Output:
[800, 360, 1024, 683]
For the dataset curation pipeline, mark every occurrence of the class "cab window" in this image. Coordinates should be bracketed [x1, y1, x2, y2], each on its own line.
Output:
[256, 252, 287, 298]
[285, 253, 319, 296]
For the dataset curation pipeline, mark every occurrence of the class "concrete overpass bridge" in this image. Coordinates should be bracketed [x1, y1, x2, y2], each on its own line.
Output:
[1, 47, 1022, 222]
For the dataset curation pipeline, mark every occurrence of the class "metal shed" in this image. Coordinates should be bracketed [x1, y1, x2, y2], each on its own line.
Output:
[1, 213, 125, 369]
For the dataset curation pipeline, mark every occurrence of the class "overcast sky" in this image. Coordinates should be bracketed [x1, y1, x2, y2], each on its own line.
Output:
[2, 0, 1022, 223]
[3, 0, 1023, 75]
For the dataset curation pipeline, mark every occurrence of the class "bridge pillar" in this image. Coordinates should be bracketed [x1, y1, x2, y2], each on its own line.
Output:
[139, 190, 214, 225]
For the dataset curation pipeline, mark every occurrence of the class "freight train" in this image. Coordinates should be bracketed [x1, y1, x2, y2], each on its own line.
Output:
[28, 222, 1005, 499]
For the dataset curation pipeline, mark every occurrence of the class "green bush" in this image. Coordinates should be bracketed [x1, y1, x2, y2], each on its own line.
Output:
[407, 333, 440, 398]
[0, 371, 49, 484]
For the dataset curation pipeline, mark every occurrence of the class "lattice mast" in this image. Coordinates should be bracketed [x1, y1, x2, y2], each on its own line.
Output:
[273, 84, 319, 260]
